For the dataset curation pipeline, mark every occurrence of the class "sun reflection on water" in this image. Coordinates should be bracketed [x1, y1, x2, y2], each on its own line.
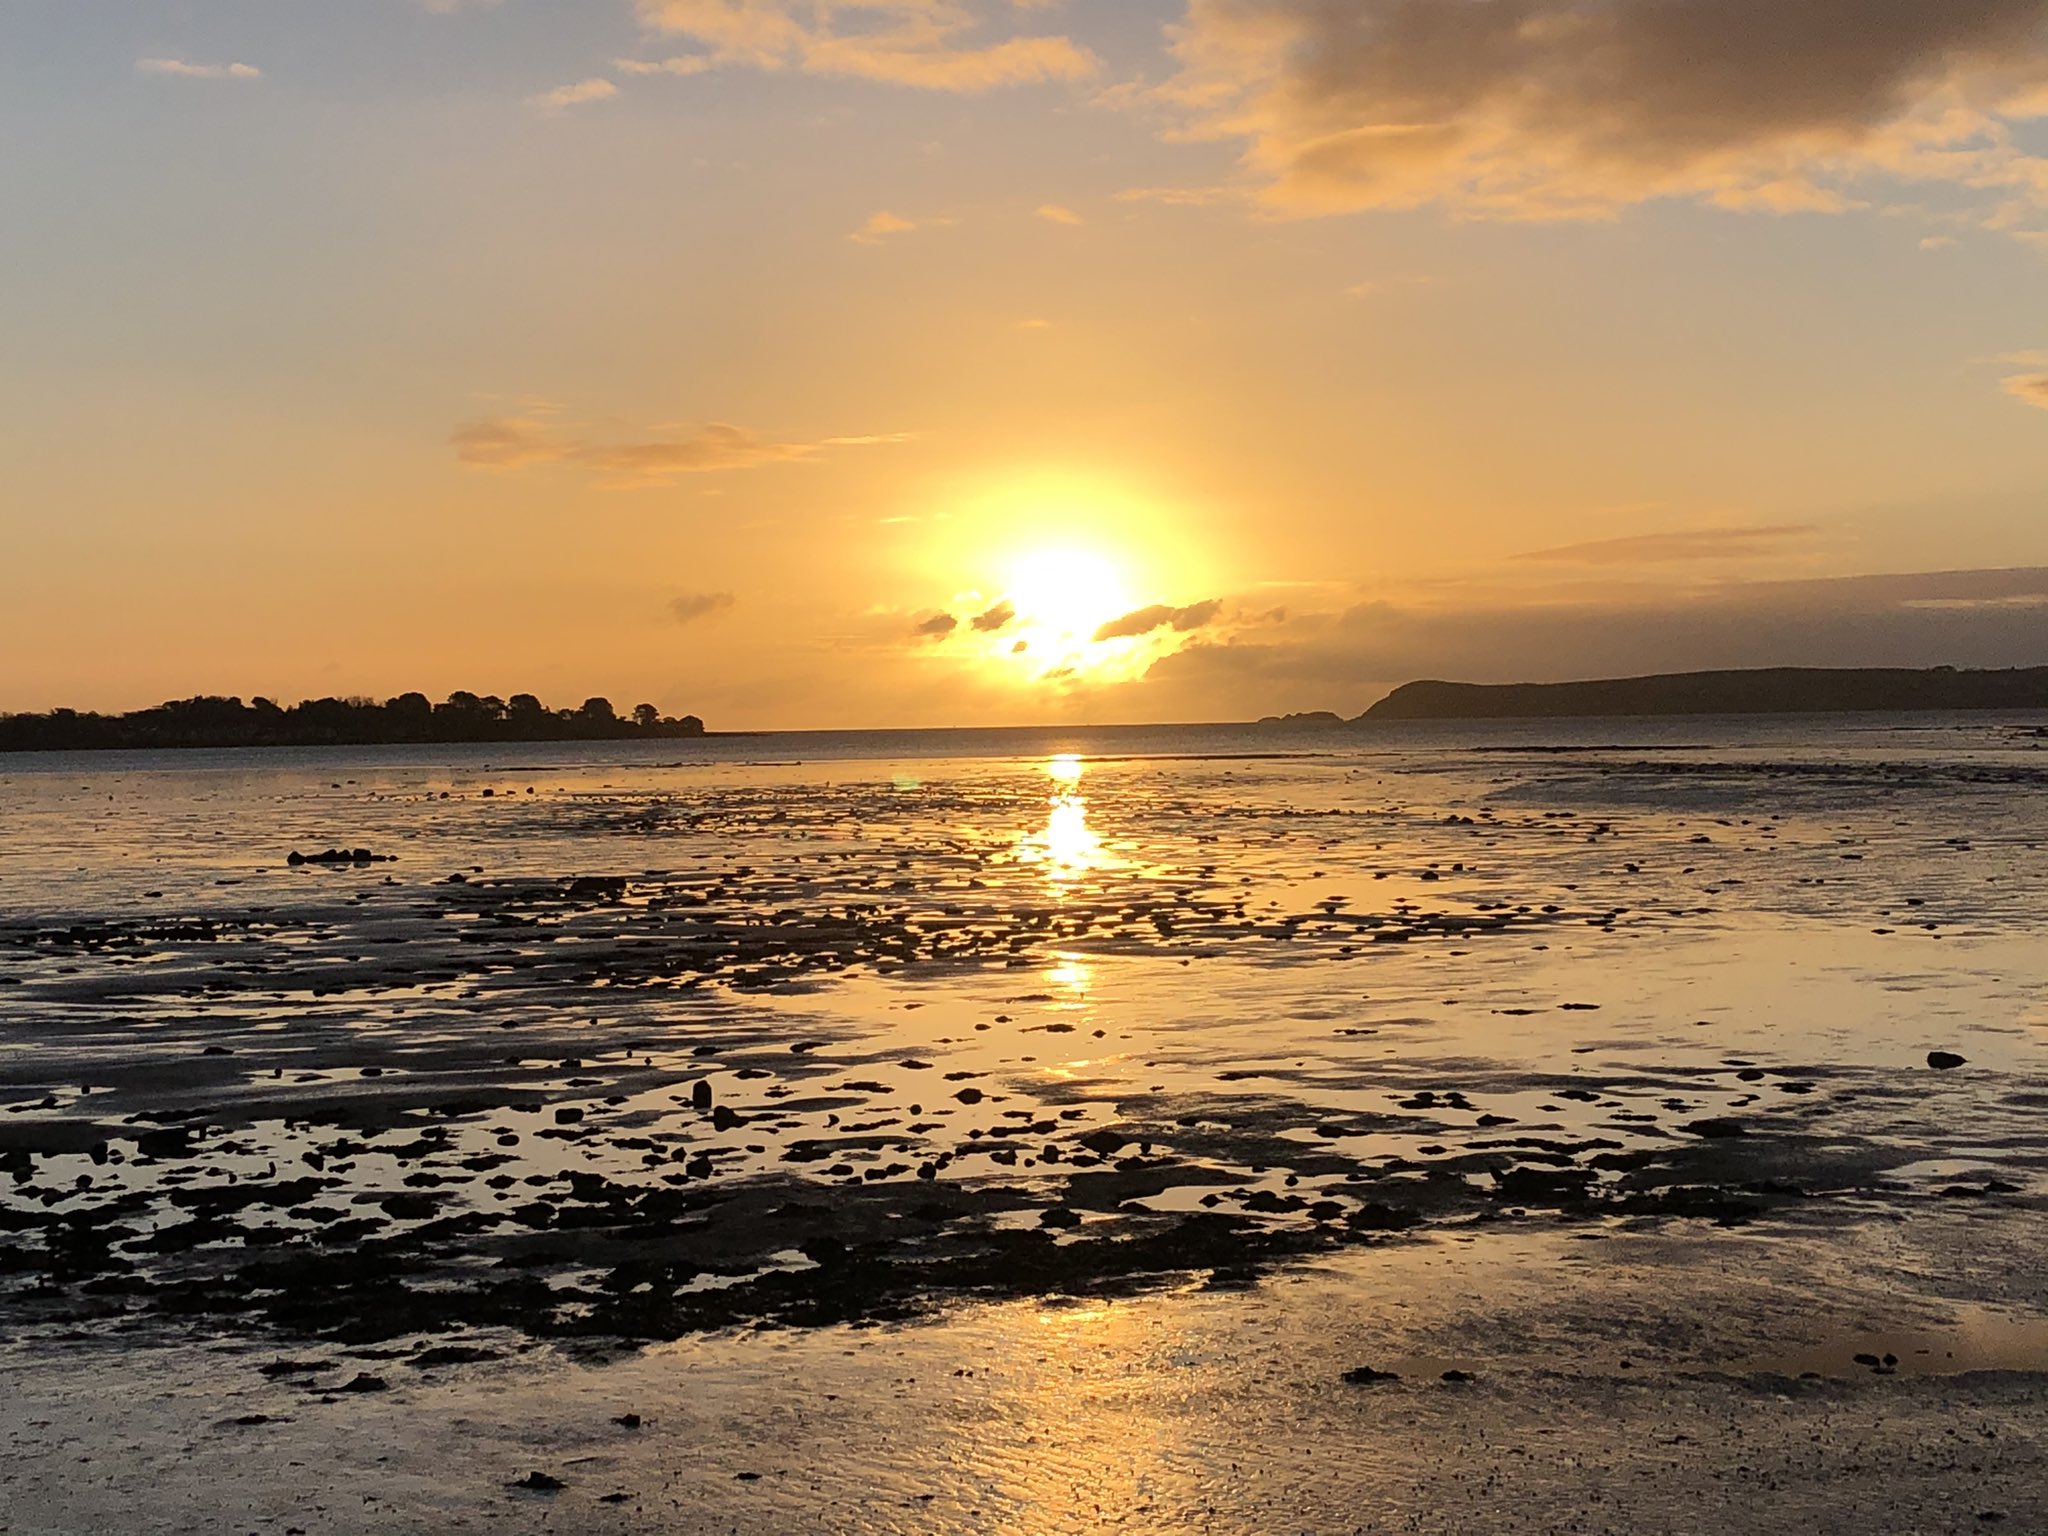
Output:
[1019, 754, 1116, 884]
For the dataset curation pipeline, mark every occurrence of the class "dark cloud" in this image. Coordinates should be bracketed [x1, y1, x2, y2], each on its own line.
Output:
[1165, 0, 2048, 218]
[1143, 567, 2048, 717]
[970, 600, 1017, 632]
[1093, 598, 1224, 641]
[670, 591, 735, 624]
[1518, 524, 1819, 565]
[915, 612, 959, 639]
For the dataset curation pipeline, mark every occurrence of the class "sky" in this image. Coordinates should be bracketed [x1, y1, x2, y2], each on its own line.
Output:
[3, 0, 2047, 729]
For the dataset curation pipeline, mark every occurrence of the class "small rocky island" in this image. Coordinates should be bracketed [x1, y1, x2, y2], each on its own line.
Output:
[1354, 665, 2048, 721]
[0, 692, 706, 752]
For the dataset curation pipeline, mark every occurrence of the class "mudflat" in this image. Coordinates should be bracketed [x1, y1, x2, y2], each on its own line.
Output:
[2, 717, 2044, 1532]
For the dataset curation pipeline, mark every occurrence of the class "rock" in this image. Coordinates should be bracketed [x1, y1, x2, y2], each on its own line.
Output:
[335, 1374, 388, 1394]
[510, 1472, 566, 1492]
[1076, 1128, 1127, 1157]
[1039, 1206, 1082, 1229]
[1342, 1366, 1400, 1385]
[1927, 1050, 1967, 1070]
[613, 1412, 642, 1428]
[691, 1079, 713, 1110]
[1440, 1369, 1475, 1383]
[1681, 1117, 1747, 1139]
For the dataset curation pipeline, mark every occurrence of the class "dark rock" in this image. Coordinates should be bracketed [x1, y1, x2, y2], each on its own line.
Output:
[1681, 1117, 1748, 1139]
[510, 1472, 565, 1492]
[335, 1374, 388, 1394]
[1927, 1050, 1968, 1070]
[1342, 1366, 1400, 1385]
[410, 1345, 500, 1368]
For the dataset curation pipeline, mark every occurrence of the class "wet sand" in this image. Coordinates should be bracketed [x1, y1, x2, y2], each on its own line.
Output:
[2, 719, 2045, 1530]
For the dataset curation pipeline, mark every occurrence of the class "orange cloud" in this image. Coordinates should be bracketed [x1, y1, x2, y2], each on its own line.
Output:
[630, 0, 1099, 92]
[2006, 372, 2048, 409]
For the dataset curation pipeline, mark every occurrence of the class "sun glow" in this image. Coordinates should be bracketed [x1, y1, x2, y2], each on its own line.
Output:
[1004, 547, 1134, 648]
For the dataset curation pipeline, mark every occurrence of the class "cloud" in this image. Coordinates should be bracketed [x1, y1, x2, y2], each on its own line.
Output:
[1141, 567, 2048, 717]
[1157, 0, 2048, 222]
[1036, 203, 1084, 225]
[970, 599, 1016, 632]
[1517, 524, 1820, 565]
[1093, 598, 1224, 641]
[451, 415, 900, 486]
[630, 1, 1099, 92]
[914, 612, 960, 639]
[852, 210, 919, 243]
[137, 59, 260, 80]
[615, 56, 715, 77]
[2005, 372, 2048, 408]
[530, 78, 619, 111]
[670, 591, 736, 624]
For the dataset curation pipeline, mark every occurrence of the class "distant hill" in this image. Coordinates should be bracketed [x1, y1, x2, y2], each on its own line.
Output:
[1360, 666, 2048, 721]
[0, 692, 706, 752]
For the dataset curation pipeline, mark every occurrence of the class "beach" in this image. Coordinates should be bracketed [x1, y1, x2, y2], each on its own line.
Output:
[3, 717, 2046, 1532]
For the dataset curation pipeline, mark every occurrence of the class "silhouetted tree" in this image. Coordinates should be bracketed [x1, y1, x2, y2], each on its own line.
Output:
[0, 689, 708, 752]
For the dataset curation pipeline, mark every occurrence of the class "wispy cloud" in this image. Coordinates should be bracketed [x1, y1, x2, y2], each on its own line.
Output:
[628, 0, 1099, 92]
[1036, 204, 1084, 225]
[1517, 524, 1820, 566]
[2006, 373, 2048, 410]
[451, 414, 904, 487]
[851, 210, 921, 244]
[529, 77, 618, 112]
[670, 590, 736, 624]
[137, 58, 260, 80]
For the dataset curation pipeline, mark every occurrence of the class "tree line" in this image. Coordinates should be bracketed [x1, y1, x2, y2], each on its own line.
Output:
[0, 692, 708, 752]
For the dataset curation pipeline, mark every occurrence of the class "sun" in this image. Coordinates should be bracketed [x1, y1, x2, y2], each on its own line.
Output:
[1003, 546, 1133, 647]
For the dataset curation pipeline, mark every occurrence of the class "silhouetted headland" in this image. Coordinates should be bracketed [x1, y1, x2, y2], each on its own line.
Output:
[0, 692, 706, 752]
[1359, 666, 2048, 721]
